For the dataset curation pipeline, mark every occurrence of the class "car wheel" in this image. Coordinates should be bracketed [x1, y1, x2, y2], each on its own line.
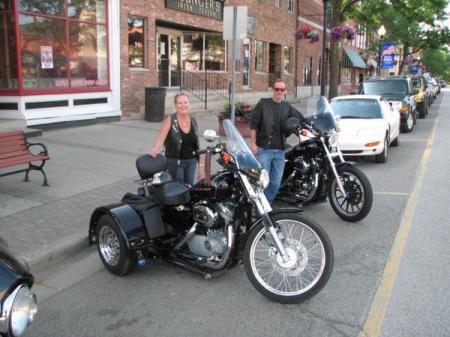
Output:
[375, 137, 388, 163]
[401, 112, 414, 133]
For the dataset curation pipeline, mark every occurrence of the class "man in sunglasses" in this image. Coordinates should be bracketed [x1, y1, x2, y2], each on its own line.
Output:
[250, 79, 304, 203]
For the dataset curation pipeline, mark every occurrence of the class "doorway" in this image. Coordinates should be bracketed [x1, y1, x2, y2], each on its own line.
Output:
[157, 32, 181, 87]
[268, 43, 282, 87]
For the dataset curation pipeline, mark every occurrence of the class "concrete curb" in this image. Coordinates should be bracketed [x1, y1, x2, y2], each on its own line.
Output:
[22, 231, 89, 273]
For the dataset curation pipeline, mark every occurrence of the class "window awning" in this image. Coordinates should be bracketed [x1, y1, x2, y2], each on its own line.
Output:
[367, 58, 378, 69]
[343, 48, 367, 69]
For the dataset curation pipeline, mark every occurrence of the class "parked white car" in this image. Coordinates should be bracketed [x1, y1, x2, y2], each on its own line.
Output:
[329, 95, 400, 163]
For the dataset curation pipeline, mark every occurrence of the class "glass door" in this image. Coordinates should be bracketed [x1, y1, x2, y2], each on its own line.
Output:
[157, 32, 181, 87]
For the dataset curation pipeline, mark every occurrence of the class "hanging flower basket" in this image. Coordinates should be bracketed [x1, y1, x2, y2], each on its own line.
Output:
[330, 24, 356, 42]
[295, 26, 320, 43]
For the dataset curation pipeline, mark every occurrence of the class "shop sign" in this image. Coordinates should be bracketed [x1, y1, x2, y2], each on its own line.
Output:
[41, 46, 53, 69]
[166, 0, 223, 20]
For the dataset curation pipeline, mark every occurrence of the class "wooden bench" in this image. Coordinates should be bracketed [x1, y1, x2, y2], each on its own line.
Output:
[0, 130, 50, 186]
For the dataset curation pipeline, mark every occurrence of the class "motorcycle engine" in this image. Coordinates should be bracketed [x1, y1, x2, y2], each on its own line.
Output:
[188, 201, 235, 258]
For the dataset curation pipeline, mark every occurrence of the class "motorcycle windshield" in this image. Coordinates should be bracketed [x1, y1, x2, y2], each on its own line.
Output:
[305, 96, 337, 132]
[223, 119, 262, 178]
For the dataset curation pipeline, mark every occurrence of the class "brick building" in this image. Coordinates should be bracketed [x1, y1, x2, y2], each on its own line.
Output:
[0, 0, 374, 125]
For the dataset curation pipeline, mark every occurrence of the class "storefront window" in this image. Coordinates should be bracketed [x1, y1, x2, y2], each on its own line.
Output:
[205, 33, 225, 71]
[183, 33, 203, 71]
[70, 23, 107, 87]
[255, 40, 265, 72]
[128, 17, 145, 68]
[20, 15, 68, 88]
[0, 2, 18, 89]
[303, 56, 312, 86]
[20, 0, 65, 16]
[68, 0, 105, 23]
[15, 0, 108, 91]
[284, 46, 292, 74]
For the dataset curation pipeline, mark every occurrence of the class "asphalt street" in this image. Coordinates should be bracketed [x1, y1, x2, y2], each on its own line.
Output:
[15, 90, 450, 337]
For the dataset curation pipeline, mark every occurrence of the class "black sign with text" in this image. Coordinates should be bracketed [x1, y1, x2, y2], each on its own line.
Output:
[166, 0, 223, 20]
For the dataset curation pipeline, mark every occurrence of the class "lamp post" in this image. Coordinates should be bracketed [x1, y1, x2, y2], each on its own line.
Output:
[377, 25, 386, 76]
[320, 0, 328, 96]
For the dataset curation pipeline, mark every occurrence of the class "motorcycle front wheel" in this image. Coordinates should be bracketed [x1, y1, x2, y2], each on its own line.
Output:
[243, 212, 333, 304]
[328, 165, 373, 222]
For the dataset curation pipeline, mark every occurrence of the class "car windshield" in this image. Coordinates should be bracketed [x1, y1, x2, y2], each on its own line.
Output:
[363, 81, 408, 96]
[411, 79, 421, 88]
[223, 119, 262, 178]
[330, 99, 382, 119]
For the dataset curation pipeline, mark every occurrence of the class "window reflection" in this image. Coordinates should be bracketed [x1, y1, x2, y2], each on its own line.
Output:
[183, 33, 203, 71]
[0, 13, 18, 89]
[20, 0, 65, 16]
[128, 17, 145, 67]
[205, 34, 225, 71]
[70, 23, 107, 87]
[20, 15, 68, 88]
[0, 0, 12, 10]
[68, 0, 105, 23]
[255, 40, 265, 72]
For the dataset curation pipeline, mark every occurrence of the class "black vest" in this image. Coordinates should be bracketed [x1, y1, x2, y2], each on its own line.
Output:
[164, 114, 199, 159]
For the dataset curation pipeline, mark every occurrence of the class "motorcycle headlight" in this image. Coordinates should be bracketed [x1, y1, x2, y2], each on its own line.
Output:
[259, 169, 270, 189]
[328, 131, 339, 147]
[8, 285, 38, 337]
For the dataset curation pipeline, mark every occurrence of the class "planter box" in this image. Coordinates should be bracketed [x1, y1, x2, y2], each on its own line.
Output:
[218, 116, 251, 138]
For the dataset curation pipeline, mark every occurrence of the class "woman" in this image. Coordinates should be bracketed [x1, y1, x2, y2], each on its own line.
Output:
[149, 92, 199, 185]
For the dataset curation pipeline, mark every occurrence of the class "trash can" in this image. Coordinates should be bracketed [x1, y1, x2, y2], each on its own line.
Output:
[145, 87, 166, 122]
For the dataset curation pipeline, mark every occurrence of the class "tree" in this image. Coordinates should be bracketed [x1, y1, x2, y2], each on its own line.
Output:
[421, 49, 450, 80]
[327, 0, 450, 98]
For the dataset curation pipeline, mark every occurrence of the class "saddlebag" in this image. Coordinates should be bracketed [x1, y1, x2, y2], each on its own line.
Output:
[121, 193, 165, 239]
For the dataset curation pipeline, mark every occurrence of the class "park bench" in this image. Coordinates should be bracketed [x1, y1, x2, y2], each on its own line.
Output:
[0, 130, 50, 186]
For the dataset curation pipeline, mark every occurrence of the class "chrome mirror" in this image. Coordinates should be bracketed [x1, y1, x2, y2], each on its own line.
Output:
[203, 129, 219, 142]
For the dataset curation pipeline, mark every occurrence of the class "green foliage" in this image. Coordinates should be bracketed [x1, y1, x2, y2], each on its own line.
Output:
[422, 49, 450, 81]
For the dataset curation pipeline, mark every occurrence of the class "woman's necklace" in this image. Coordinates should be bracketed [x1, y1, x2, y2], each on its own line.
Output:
[179, 117, 190, 131]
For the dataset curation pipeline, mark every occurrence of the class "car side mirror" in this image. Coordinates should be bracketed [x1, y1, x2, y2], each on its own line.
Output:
[203, 129, 219, 142]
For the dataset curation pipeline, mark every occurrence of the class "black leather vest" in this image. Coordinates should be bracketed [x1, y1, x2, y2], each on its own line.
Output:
[164, 113, 199, 159]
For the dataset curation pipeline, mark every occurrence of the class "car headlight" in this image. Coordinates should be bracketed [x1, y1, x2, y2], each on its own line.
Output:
[259, 169, 270, 189]
[0, 284, 38, 337]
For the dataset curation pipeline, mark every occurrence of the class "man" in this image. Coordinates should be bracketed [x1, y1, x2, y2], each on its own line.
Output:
[250, 79, 303, 203]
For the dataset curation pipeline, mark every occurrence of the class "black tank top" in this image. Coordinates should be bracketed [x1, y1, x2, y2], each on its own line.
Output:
[179, 123, 196, 159]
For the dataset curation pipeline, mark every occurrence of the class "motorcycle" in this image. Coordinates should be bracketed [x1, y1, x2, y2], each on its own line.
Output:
[0, 238, 38, 337]
[89, 119, 333, 303]
[277, 96, 373, 222]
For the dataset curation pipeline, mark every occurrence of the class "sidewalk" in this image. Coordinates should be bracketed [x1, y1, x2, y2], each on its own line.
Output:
[0, 114, 220, 272]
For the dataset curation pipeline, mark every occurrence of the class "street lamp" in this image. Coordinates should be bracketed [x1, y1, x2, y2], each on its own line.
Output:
[320, 0, 328, 96]
[377, 25, 386, 76]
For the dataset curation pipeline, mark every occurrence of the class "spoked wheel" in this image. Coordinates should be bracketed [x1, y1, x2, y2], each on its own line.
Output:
[243, 212, 333, 304]
[96, 214, 136, 276]
[328, 165, 373, 222]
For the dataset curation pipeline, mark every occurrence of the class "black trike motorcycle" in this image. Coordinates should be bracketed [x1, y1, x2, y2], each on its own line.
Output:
[89, 119, 333, 303]
[0, 238, 38, 337]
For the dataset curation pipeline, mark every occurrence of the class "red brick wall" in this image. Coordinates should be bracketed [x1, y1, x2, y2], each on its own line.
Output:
[120, 0, 328, 115]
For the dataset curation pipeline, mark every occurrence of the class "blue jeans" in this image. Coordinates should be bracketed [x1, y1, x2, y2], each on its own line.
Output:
[167, 158, 197, 186]
[258, 149, 285, 203]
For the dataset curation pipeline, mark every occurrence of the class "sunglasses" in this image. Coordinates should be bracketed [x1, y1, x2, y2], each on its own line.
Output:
[273, 87, 286, 92]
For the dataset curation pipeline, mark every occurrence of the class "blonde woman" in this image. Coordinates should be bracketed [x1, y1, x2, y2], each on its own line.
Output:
[149, 92, 199, 185]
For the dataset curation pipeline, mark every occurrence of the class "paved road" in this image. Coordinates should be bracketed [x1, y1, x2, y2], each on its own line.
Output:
[19, 90, 450, 337]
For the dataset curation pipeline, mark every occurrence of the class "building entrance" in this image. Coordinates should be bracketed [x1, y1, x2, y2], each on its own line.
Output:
[157, 32, 181, 87]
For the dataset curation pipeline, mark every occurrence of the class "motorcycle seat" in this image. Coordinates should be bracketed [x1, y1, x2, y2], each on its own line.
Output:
[153, 182, 190, 206]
